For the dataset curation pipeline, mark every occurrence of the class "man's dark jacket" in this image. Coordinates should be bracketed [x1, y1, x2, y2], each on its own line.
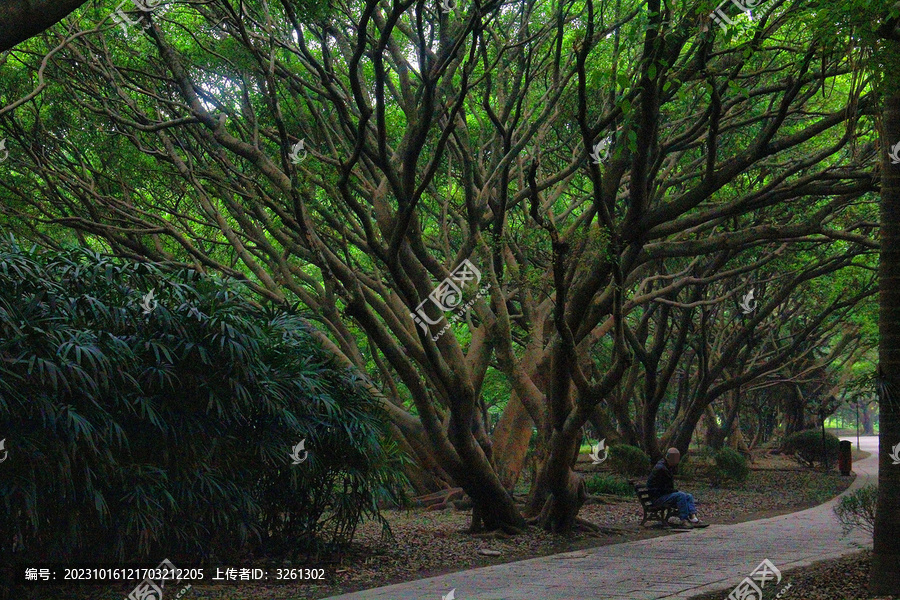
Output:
[646, 457, 677, 501]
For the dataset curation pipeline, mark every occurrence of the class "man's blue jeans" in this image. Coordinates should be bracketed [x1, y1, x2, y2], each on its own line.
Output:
[654, 491, 696, 520]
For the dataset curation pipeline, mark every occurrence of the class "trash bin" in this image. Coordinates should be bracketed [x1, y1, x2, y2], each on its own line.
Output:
[838, 440, 852, 475]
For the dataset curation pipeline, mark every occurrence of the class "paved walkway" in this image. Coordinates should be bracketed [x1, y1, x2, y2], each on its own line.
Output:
[324, 436, 878, 600]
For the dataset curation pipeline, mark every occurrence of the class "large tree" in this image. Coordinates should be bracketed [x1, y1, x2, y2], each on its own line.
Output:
[0, 0, 881, 533]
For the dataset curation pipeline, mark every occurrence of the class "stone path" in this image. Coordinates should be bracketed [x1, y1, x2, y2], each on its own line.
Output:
[323, 436, 878, 600]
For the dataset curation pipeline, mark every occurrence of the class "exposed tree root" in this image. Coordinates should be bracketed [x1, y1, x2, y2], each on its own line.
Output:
[525, 493, 554, 527]
[411, 487, 464, 508]
[525, 475, 589, 533]
[468, 525, 526, 537]
[466, 503, 527, 536]
[574, 516, 600, 532]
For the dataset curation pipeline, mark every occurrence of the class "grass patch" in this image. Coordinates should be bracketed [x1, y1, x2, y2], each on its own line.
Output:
[584, 473, 633, 496]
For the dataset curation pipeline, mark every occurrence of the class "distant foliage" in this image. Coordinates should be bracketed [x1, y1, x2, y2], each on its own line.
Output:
[608, 444, 652, 477]
[0, 240, 407, 565]
[833, 484, 876, 535]
[781, 429, 840, 467]
[584, 473, 633, 497]
[712, 447, 750, 484]
[678, 450, 711, 480]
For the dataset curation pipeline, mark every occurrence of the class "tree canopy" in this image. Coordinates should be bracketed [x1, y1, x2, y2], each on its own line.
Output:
[0, 0, 887, 537]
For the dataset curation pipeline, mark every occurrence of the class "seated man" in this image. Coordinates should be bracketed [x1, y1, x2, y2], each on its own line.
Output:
[647, 447, 706, 528]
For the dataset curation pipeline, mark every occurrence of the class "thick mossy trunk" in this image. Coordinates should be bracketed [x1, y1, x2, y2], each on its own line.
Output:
[525, 425, 589, 533]
[529, 470, 587, 533]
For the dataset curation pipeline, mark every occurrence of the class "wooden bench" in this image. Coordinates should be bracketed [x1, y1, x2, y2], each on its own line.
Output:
[631, 481, 678, 527]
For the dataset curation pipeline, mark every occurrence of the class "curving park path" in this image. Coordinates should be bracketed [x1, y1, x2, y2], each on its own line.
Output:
[323, 436, 878, 600]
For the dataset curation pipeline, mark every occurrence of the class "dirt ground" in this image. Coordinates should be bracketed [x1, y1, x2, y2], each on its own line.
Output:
[687, 550, 898, 600]
[15, 448, 863, 600]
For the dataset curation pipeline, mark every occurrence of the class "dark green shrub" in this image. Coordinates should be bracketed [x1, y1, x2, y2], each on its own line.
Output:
[0, 240, 408, 565]
[713, 447, 750, 484]
[608, 444, 652, 477]
[584, 473, 633, 497]
[833, 484, 876, 535]
[781, 429, 840, 467]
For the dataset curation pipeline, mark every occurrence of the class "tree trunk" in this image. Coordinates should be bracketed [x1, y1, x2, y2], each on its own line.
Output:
[0, 0, 90, 52]
[588, 403, 621, 445]
[671, 388, 719, 455]
[390, 424, 454, 495]
[530, 469, 586, 533]
[445, 431, 527, 533]
[704, 405, 725, 449]
[726, 415, 752, 461]
[610, 363, 641, 445]
[524, 338, 590, 533]
[491, 351, 548, 491]
[523, 436, 551, 517]
[490, 390, 535, 491]
[870, 42, 900, 596]
[784, 384, 808, 435]
[527, 431, 587, 532]
[862, 401, 874, 435]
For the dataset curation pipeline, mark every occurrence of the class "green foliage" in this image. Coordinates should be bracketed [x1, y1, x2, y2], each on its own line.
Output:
[583, 473, 633, 497]
[712, 447, 750, 484]
[482, 367, 511, 432]
[608, 444, 651, 478]
[833, 484, 877, 535]
[781, 429, 840, 467]
[678, 450, 711, 480]
[0, 239, 408, 564]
